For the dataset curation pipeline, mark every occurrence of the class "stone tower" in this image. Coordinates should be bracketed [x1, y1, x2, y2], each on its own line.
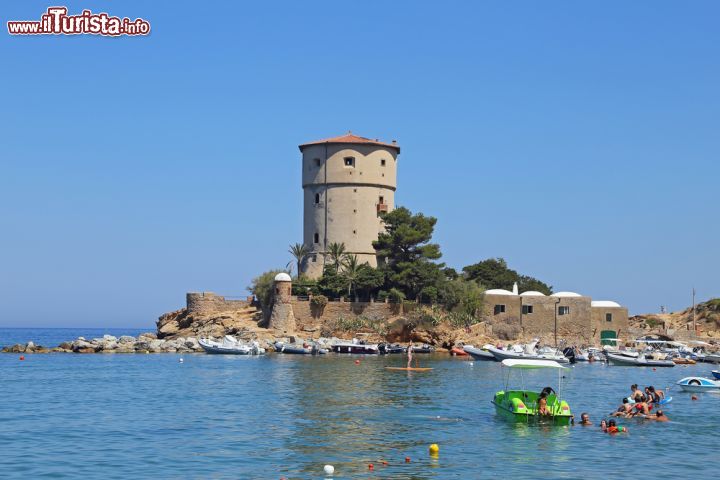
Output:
[299, 133, 400, 278]
[268, 272, 296, 332]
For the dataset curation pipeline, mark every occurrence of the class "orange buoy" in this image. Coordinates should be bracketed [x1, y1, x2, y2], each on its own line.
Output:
[405, 456, 411, 463]
[19, 356, 25, 361]
[691, 395, 698, 401]
[368, 463, 374, 470]
[354, 359, 360, 365]
[381, 460, 388, 466]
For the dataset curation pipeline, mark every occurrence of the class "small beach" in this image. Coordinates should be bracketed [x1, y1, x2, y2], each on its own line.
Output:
[2, 342, 717, 479]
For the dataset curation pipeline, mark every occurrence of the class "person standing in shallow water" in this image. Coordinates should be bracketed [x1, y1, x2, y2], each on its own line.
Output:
[407, 344, 413, 368]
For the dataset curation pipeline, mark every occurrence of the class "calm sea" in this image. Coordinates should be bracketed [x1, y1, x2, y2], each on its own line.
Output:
[1, 332, 718, 478]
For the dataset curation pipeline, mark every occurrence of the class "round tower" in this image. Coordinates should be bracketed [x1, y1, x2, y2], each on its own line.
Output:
[299, 132, 400, 278]
[268, 272, 296, 332]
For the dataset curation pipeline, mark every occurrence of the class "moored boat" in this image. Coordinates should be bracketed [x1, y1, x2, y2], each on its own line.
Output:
[606, 352, 675, 367]
[331, 340, 379, 354]
[379, 343, 406, 354]
[451, 346, 469, 356]
[198, 336, 266, 355]
[712, 370, 720, 380]
[410, 344, 435, 354]
[463, 345, 495, 361]
[492, 359, 573, 426]
[274, 341, 327, 354]
[672, 357, 696, 365]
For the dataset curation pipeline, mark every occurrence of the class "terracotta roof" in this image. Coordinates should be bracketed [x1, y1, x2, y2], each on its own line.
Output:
[299, 132, 400, 152]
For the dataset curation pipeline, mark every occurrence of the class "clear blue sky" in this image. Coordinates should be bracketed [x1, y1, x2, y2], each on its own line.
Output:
[2, 1, 718, 327]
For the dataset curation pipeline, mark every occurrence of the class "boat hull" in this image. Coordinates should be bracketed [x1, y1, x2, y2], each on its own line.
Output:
[607, 353, 675, 367]
[331, 344, 379, 354]
[712, 370, 720, 380]
[487, 347, 569, 363]
[463, 346, 496, 361]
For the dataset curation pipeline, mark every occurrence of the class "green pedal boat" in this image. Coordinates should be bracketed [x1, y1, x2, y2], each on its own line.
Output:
[492, 359, 573, 426]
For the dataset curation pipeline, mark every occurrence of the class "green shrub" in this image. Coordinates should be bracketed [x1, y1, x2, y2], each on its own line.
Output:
[310, 295, 328, 308]
[388, 288, 405, 303]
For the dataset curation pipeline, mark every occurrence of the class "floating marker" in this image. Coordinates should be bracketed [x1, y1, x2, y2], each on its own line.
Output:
[354, 360, 360, 365]
[368, 463, 374, 470]
[429, 444, 439, 455]
[323, 465, 334, 475]
[692, 395, 698, 401]
[469, 362, 474, 366]
[179, 358, 184, 363]
[19, 356, 25, 361]
[405, 456, 411, 463]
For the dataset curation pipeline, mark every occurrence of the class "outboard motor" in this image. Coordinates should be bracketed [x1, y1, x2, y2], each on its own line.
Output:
[563, 347, 576, 364]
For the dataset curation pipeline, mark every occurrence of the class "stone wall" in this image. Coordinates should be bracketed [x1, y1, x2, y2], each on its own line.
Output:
[290, 297, 402, 329]
[186, 292, 251, 315]
[591, 306, 629, 341]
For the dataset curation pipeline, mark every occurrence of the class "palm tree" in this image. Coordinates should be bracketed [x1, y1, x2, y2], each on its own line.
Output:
[327, 242, 347, 273]
[341, 254, 362, 299]
[288, 243, 310, 278]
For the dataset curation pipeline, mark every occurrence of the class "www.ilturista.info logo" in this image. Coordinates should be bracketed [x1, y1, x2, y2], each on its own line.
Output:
[7, 7, 150, 36]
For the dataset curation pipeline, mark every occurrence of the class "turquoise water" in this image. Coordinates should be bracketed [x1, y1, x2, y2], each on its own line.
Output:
[1, 344, 719, 478]
[0, 328, 149, 347]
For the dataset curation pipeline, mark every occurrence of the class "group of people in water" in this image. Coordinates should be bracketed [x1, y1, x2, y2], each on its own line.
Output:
[574, 383, 670, 433]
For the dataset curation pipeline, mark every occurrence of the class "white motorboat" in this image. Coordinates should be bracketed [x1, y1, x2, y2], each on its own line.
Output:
[330, 339, 379, 354]
[274, 341, 327, 355]
[487, 340, 569, 363]
[463, 344, 496, 361]
[606, 352, 674, 367]
[199, 336, 266, 355]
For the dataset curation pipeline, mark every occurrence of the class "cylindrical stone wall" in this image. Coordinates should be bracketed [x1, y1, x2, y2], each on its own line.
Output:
[299, 140, 399, 278]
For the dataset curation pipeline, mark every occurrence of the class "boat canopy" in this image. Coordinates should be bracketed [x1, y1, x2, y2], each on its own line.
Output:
[501, 359, 568, 369]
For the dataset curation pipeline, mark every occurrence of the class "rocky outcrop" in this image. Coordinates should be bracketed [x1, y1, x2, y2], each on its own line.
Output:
[156, 305, 265, 340]
[1, 333, 207, 354]
[630, 298, 720, 339]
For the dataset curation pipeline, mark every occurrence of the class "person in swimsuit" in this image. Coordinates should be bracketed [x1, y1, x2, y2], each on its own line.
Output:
[579, 412, 592, 426]
[606, 419, 628, 433]
[611, 398, 634, 417]
[643, 410, 669, 422]
[538, 392, 550, 415]
[406, 344, 413, 368]
[630, 384, 644, 402]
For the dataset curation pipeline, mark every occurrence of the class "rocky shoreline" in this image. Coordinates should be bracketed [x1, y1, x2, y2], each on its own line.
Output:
[1, 333, 207, 354]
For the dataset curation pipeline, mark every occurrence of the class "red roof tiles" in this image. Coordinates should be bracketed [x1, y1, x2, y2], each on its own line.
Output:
[299, 132, 400, 152]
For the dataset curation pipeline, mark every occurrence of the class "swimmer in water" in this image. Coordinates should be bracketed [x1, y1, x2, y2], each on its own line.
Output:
[579, 412, 592, 426]
[600, 419, 608, 432]
[611, 398, 634, 417]
[606, 419, 628, 433]
[643, 410, 669, 422]
[406, 344, 413, 368]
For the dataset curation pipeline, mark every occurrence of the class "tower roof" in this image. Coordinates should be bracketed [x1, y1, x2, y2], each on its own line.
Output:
[299, 132, 400, 153]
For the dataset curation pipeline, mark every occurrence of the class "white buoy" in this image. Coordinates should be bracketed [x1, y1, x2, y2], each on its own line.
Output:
[179, 358, 184, 363]
[469, 362, 474, 366]
[323, 465, 334, 475]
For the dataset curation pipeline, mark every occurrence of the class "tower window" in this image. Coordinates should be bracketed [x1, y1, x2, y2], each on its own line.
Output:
[314, 158, 321, 167]
[522, 305, 534, 314]
[559, 306, 570, 315]
[381, 159, 386, 166]
[314, 233, 319, 244]
[606, 313, 613, 322]
[379, 196, 384, 204]
[344, 157, 355, 167]
[314, 193, 320, 204]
